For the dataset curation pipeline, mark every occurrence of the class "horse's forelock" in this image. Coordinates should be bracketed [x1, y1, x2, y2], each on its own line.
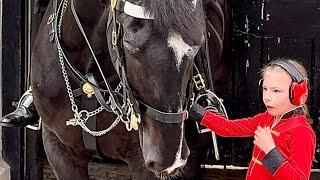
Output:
[143, 0, 204, 38]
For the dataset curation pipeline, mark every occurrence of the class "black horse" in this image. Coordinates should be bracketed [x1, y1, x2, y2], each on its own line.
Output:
[31, 0, 231, 179]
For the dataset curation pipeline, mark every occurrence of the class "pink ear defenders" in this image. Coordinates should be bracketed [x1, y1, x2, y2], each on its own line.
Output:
[262, 60, 308, 106]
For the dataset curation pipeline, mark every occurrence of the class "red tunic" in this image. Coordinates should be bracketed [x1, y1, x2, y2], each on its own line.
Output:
[200, 110, 316, 180]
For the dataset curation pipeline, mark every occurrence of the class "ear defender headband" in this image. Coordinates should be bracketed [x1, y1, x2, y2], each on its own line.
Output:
[267, 60, 309, 106]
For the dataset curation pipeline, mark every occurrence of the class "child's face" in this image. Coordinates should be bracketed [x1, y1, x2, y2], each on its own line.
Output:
[262, 69, 296, 116]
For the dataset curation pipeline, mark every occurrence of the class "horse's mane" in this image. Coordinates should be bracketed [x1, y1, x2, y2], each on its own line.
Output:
[143, 0, 204, 38]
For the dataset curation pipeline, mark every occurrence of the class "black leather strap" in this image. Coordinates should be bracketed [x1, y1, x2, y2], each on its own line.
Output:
[139, 102, 188, 124]
[48, 0, 58, 42]
[81, 87, 99, 158]
[78, 74, 119, 159]
[72, 74, 119, 98]
[87, 74, 114, 112]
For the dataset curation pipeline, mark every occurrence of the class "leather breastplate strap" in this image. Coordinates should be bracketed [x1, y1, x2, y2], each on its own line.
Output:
[80, 74, 100, 158]
[81, 88, 99, 158]
[75, 74, 117, 159]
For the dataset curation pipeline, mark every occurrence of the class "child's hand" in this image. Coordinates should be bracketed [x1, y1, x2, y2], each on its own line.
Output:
[253, 126, 276, 154]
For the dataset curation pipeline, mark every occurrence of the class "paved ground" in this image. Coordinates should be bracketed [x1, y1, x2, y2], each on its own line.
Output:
[44, 161, 320, 180]
[44, 161, 130, 180]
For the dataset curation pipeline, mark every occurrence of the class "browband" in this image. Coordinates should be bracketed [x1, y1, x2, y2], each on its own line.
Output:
[115, 0, 198, 20]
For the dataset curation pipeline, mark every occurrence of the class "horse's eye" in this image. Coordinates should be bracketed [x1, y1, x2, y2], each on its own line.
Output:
[129, 19, 144, 33]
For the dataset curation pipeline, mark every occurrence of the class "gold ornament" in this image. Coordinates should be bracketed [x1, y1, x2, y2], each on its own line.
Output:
[82, 83, 94, 98]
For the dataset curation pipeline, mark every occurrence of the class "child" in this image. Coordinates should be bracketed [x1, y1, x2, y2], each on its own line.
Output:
[190, 58, 316, 179]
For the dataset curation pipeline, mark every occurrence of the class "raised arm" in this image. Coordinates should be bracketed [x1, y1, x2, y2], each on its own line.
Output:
[200, 110, 269, 137]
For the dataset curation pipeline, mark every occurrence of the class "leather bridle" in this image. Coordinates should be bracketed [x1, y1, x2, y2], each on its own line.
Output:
[53, 0, 194, 128]
[106, 0, 193, 124]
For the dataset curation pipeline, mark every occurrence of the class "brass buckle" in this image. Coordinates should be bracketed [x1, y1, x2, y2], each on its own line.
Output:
[193, 74, 206, 90]
[47, 14, 55, 25]
[112, 31, 117, 46]
[112, 20, 121, 46]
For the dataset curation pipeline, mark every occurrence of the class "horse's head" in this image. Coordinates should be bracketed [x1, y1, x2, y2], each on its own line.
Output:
[32, 0, 228, 178]
[106, 0, 206, 176]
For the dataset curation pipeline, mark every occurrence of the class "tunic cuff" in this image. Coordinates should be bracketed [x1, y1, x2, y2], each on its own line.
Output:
[189, 104, 206, 123]
[261, 147, 286, 175]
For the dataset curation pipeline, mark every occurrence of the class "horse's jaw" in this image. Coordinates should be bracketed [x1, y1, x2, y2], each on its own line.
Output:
[161, 122, 189, 174]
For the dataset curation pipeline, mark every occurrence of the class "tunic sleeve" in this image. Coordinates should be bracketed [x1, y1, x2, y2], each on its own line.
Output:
[269, 127, 316, 179]
[200, 110, 268, 137]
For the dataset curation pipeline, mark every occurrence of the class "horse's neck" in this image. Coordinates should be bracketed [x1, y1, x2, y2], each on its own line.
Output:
[59, 1, 106, 72]
[61, 1, 104, 50]
[73, 0, 102, 20]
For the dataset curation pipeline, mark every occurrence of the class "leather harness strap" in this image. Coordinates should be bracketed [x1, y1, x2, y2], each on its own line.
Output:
[81, 84, 99, 158]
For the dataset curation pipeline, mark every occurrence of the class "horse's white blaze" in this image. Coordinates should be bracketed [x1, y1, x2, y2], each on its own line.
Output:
[167, 31, 198, 70]
[164, 123, 186, 173]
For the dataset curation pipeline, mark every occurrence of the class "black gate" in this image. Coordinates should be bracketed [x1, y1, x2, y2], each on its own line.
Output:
[1, 0, 45, 179]
[221, 0, 320, 167]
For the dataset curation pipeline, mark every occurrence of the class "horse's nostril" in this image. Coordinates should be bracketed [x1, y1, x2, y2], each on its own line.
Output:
[146, 160, 154, 169]
[145, 160, 165, 172]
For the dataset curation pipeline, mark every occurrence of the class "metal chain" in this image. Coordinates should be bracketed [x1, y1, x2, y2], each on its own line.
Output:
[56, 0, 130, 136]
[58, 0, 68, 38]
[78, 116, 121, 136]
[114, 82, 123, 92]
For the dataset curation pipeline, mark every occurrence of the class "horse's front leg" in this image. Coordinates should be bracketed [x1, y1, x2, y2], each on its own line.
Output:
[42, 125, 89, 180]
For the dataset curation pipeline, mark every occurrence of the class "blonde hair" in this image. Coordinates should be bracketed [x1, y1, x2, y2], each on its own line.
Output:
[260, 58, 310, 117]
